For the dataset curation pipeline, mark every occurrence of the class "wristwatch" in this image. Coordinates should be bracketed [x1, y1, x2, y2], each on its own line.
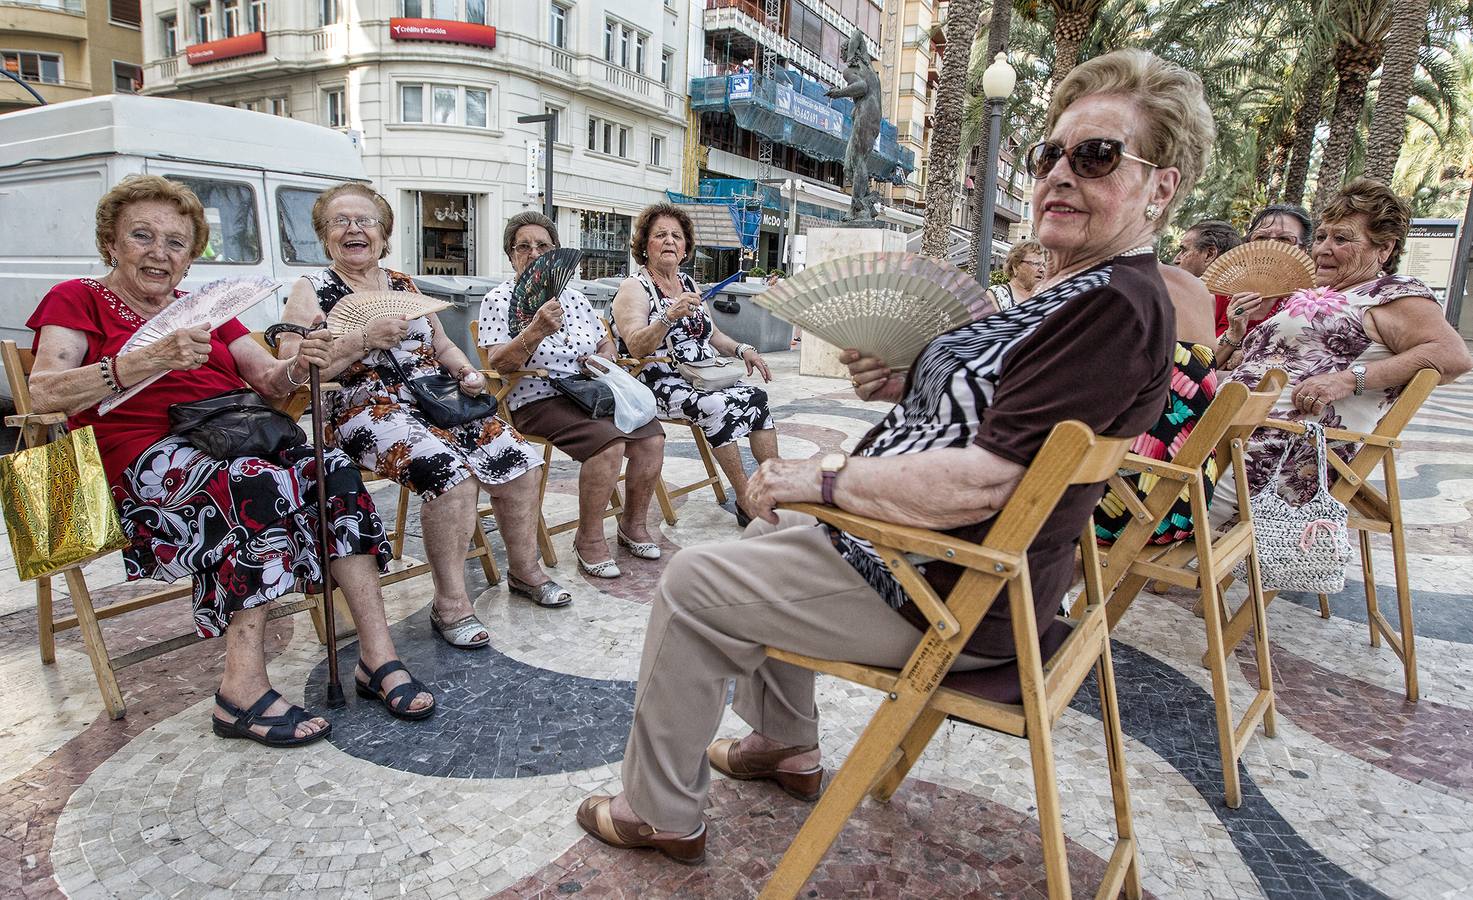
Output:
[819, 453, 848, 505]
[1350, 363, 1367, 396]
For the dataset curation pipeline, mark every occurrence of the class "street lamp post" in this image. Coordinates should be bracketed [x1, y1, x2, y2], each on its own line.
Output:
[517, 113, 556, 220]
[975, 52, 1016, 286]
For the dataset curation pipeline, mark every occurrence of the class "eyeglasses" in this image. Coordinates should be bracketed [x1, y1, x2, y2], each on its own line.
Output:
[512, 241, 556, 256]
[1025, 138, 1159, 180]
[1250, 232, 1301, 249]
[1021, 258, 1046, 269]
[123, 228, 192, 255]
[328, 216, 380, 231]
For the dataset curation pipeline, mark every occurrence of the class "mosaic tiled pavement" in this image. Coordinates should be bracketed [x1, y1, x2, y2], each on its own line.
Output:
[2, 350, 1471, 899]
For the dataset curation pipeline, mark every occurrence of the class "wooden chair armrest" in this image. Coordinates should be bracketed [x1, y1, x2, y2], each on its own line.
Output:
[779, 502, 1022, 576]
[1259, 418, 1399, 448]
[1116, 453, 1197, 482]
[5, 411, 66, 428]
[483, 368, 548, 404]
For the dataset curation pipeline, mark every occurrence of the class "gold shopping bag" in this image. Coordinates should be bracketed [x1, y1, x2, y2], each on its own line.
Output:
[0, 426, 128, 581]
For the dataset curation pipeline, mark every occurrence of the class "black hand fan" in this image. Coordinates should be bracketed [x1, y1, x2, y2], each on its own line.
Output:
[508, 247, 583, 338]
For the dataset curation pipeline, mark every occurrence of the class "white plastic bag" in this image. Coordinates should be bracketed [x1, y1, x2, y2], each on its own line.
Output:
[584, 356, 657, 434]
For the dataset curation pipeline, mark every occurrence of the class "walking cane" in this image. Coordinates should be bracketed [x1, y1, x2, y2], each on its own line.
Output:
[264, 322, 346, 708]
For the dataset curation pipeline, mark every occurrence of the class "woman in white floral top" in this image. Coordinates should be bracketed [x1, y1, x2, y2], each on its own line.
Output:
[1223, 179, 1471, 503]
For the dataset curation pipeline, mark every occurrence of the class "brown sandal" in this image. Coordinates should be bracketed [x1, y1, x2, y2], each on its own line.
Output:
[707, 738, 823, 802]
[575, 796, 707, 865]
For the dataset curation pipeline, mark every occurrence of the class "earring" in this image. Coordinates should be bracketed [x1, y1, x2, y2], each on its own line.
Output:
[1144, 203, 1161, 221]
[109, 256, 118, 267]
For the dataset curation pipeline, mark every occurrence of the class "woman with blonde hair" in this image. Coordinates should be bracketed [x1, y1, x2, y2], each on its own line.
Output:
[987, 239, 1046, 310]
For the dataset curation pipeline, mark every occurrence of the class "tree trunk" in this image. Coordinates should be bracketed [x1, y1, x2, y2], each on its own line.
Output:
[921, 0, 986, 259]
[1048, 2, 1103, 89]
[1363, 0, 1431, 182]
[1313, 42, 1385, 215]
[1284, 50, 1331, 207]
[968, 0, 1015, 272]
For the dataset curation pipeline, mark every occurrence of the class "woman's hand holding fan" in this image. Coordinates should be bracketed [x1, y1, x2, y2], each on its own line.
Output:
[840, 349, 906, 403]
[507, 248, 583, 344]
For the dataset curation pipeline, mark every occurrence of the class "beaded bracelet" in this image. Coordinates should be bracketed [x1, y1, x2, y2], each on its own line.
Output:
[99, 355, 124, 395]
[1217, 334, 1242, 349]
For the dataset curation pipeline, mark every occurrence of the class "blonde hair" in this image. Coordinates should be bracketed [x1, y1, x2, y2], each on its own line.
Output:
[1003, 240, 1045, 278]
[1319, 178, 1413, 274]
[1046, 48, 1216, 230]
[95, 174, 209, 264]
[311, 182, 394, 258]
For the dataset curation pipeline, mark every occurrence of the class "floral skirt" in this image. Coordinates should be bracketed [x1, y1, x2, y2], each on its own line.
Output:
[1095, 342, 1219, 545]
[642, 371, 774, 448]
[115, 436, 392, 638]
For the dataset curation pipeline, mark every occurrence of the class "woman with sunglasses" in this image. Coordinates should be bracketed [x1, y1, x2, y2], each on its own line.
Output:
[570, 49, 1207, 866]
[278, 184, 563, 652]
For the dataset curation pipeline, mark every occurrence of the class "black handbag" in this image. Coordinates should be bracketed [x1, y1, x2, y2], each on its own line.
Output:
[168, 388, 308, 460]
[382, 349, 497, 430]
[551, 375, 615, 418]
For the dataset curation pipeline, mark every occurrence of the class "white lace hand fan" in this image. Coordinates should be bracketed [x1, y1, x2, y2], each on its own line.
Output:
[1202, 242, 1316, 299]
[756, 252, 985, 370]
[99, 276, 284, 415]
[324, 291, 450, 336]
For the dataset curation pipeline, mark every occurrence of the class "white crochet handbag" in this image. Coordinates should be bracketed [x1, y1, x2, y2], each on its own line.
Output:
[1244, 421, 1352, 593]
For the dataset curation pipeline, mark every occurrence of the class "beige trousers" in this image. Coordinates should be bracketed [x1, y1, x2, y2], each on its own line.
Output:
[620, 511, 1005, 833]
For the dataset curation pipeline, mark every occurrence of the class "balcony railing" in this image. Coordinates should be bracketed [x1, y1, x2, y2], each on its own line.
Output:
[550, 47, 574, 74]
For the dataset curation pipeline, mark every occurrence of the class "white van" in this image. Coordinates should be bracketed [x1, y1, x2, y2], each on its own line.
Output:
[0, 94, 367, 401]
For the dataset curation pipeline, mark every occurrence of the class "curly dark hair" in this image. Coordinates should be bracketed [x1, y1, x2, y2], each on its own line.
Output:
[631, 202, 696, 267]
[1246, 204, 1313, 248]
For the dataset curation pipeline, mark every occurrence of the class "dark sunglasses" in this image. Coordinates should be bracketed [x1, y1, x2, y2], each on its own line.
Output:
[1025, 138, 1159, 179]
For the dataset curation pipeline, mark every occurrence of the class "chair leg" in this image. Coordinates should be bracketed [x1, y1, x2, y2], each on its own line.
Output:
[1023, 688, 1073, 900]
[653, 477, 678, 526]
[762, 700, 928, 899]
[471, 516, 501, 586]
[870, 707, 946, 803]
[37, 576, 56, 664]
[1317, 593, 1331, 618]
[1243, 546, 1277, 739]
[694, 428, 728, 505]
[534, 444, 558, 567]
[1360, 530, 1380, 648]
[310, 596, 328, 645]
[1104, 573, 1149, 630]
[1192, 486, 1242, 810]
[61, 568, 125, 720]
[1384, 453, 1417, 701]
[1096, 642, 1143, 900]
[392, 484, 410, 560]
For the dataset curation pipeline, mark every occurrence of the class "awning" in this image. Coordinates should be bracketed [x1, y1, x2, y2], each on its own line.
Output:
[684, 204, 744, 249]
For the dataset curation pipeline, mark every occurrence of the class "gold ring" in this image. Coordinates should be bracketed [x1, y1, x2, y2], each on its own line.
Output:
[850, 377, 860, 387]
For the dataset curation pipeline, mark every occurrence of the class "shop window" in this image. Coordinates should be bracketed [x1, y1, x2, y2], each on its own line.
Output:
[164, 176, 262, 264]
[277, 187, 329, 266]
[419, 192, 475, 276]
[579, 211, 631, 280]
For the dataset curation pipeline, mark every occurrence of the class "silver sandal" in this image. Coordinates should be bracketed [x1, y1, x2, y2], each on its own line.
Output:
[507, 573, 573, 608]
[430, 608, 490, 649]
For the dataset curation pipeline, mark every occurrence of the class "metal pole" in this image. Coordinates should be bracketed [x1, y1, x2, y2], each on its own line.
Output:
[1, 69, 46, 106]
[976, 99, 1004, 285]
[1443, 184, 1473, 329]
[543, 117, 555, 221]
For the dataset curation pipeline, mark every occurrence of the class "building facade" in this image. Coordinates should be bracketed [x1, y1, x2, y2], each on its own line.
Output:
[138, 0, 688, 280]
[685, 0, 915, 279]
[1, 0, 145, 115]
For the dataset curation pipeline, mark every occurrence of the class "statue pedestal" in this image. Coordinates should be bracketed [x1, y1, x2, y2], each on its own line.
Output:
[799, 227, 907, 378]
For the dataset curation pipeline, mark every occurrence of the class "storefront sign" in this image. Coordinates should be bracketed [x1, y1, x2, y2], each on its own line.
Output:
[760, 210, 783, 230]
[1404, 219, 1459, 296]
[773, 84, 843, 138]
[389, 18, 497, 50]
[185, 31, 267, 65]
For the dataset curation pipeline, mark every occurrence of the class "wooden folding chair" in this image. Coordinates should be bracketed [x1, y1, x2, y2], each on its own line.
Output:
[1089, 371, 1286, 809]
[2, 340, 322, 720]
[255, 333, 502, 641]
[762, 422, 1141, 900]
[1218, 368, 1439, 701]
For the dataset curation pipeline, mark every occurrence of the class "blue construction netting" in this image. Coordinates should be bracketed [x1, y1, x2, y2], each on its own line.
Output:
[689, 73, 916, 184]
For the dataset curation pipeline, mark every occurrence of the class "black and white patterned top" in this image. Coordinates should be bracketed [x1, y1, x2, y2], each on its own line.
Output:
[611, 268, 716, 372]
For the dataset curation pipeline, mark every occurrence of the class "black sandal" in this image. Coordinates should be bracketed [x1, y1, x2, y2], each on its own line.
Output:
[212, 689, 331, 748]
[356, 660, 436, 721]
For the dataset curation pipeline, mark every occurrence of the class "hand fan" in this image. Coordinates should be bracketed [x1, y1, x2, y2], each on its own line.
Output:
[756, 252, 985, 370]
[324, 291, 450, 336]
[99, 276, 283, 415]
[507, 247, 584, 338]
[1202, 242, 1315, 299]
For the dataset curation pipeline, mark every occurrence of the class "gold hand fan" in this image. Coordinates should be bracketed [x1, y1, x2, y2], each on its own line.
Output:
[1201, 242, 1315, 299]
[756, 252, 986, 370]
[324, 291, 451, 336]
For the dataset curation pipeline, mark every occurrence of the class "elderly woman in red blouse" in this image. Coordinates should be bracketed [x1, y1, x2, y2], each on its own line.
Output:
[26, 175, 434, 747]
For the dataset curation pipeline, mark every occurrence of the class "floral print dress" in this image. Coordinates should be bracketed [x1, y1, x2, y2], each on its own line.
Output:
[305, 268, 541, 500]
[611, 268, 773, 449]
[1228, 275, 1441, 502]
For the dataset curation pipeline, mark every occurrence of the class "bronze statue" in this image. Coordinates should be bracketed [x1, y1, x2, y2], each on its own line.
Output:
[826, 29, 884, 226]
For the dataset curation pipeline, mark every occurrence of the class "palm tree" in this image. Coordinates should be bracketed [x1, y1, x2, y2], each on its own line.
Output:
[1364, 0, 1433, 182]
[1044, 0, 1106, 87]
[1282, 45, 1332, 206]
[1311, 0, 1394, 215]
[921, 0, 986, 259]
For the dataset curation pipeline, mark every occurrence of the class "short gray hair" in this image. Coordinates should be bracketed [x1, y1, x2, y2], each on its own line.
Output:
[503, 211, 560, 259]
